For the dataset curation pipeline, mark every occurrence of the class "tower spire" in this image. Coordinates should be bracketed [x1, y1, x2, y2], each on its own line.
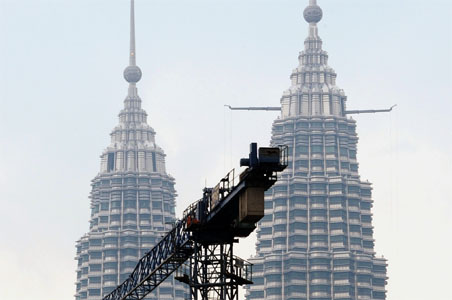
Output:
[124, 0, 142, 85]
[129, 0, 136, 66]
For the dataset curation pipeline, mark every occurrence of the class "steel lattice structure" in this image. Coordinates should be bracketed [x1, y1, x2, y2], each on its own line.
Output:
[102, 219, 193, 300]
[188, 242, 253, 300]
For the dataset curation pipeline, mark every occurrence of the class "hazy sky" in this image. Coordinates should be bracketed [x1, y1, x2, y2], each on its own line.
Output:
[0, 0, 451, 299]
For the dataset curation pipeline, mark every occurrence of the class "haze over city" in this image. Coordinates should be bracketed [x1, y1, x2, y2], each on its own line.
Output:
[0, 0, 451, 300]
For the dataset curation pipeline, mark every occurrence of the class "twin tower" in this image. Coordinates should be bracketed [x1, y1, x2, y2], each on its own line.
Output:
[74, 1, 388, 300]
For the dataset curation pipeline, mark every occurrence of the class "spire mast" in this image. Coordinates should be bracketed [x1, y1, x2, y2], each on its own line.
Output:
[123, 0, 142, 86]
[129, 0, 136, 66]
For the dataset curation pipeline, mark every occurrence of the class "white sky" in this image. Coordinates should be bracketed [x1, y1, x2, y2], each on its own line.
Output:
[0, 0, 451, 299]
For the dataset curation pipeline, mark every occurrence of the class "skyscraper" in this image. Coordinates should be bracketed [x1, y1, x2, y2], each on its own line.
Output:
[74, 1, 185, 299]
[246, 1, 388, 299]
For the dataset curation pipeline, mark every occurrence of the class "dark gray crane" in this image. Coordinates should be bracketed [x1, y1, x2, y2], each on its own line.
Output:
[103, 143, 288, 300]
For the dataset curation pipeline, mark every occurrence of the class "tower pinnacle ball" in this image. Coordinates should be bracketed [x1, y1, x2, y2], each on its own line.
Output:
[303, 4, 323, 24]
[124, 65, 142, 83]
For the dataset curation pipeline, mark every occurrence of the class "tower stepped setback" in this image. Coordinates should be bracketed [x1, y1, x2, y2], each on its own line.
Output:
[246, 1, 388, 299]
[74, 1, 186, 299]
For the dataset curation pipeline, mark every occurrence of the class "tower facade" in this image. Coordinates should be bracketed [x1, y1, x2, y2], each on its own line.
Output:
[246, 1, 388, 299]
[74, 1, 186, 299]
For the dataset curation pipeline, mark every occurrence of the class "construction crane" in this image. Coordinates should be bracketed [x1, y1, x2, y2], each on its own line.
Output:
[103, 143, 288, 300]
[224, 104, 397, 115]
